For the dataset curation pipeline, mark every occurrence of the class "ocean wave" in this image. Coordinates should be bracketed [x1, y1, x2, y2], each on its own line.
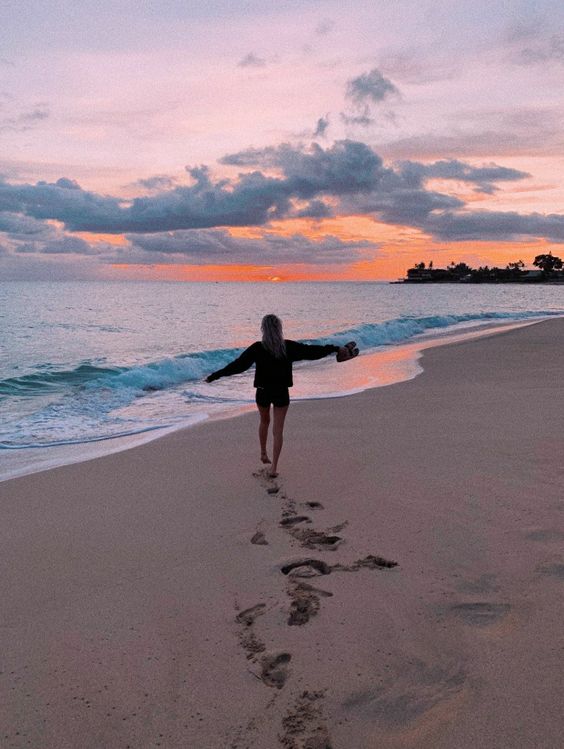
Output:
[1, 310, 561, 399]
[310, 310, 562, 349]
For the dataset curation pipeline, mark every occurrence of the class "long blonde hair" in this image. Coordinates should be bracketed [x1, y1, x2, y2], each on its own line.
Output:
[261, 314, 286, 358]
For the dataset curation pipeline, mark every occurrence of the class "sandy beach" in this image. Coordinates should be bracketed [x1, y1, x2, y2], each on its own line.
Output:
[1, 318, 564, 748]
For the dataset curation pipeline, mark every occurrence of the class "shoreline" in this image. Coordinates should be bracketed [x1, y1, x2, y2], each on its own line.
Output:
[2, 318, 564, 747]
[0, 315, 553, 483]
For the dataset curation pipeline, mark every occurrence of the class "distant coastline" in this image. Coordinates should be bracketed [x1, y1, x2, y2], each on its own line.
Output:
[395, 252, 564, 283]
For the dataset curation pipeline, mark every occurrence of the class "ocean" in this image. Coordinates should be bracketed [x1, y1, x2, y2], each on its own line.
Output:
[1, 280, 563, 480]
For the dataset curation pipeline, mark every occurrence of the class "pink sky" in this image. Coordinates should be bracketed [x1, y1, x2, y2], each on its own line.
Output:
[1, 0, 564, 280]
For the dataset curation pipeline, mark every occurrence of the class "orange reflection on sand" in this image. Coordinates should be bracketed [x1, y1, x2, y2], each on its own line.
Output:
[340, 345, 420, 389]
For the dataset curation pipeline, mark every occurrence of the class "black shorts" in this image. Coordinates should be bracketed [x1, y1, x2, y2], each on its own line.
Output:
[255, 386, 290, 408]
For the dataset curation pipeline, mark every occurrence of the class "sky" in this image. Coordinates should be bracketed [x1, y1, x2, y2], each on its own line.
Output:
[1, 0, 564, 281]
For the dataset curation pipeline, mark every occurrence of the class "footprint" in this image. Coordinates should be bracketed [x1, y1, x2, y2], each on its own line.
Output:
[260, 651, 291, 688]
[287, 582, 333, 626]
[236, 604, 266, 627]
[537, 563, 564, 579]
[281, 690, 332, 747]
[236, 604, 267, 659]
[305, 501, 324, 510]
[292, 528, 343, 551]
[343, 660, 465, 730]
[525, 529, 564, 542]
[337, 555, 398, 571]
[281, 559, 332, 577]
[280, 515, 312, 527]
[450, 602, 510, 626]
[250, 531, 268, 545]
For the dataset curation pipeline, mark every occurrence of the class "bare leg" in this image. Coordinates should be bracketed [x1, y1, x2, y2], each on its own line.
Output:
[270, 405, 289, 477]
[257, 404, 271, 463]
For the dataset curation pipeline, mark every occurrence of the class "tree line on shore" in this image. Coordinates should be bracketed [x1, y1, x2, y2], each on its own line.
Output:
[404, 252, 564, 283]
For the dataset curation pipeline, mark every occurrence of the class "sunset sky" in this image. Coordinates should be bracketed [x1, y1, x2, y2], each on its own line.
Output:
[1, 0, 564, 281]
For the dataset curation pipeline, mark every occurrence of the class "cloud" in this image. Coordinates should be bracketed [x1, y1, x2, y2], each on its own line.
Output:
[220, 140, 387, 195]
[294, 199, 333, 219]
[15, 235, 101, 254]
[424, 210, 564, 243]
[313, 115, 329, 138]
[397, 159, 530, 193]
[341, 68, 399, 129]
[377, 113, 564, 158]
[374, 49, 460, 85]
[0, 211, 53, 236]
[315, 19, 334, 36]
[238, 52, 267, 68]
[512, 33, 564, 65]
[0, 252, 103, 281]
[133, 174, 179, 191]
[125, 228, 374, 265]
[339, 188, 463, 226]
[340, 108, 374, 127]
[0, 104, 49, 132]
[3, 139, 559, 250]
[345, 68, 399, 105]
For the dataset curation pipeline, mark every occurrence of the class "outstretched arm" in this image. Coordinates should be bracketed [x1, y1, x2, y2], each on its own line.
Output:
[205, 344, 257, 383]
[289, 340, 359, 363]
[289, 341, 339, 361]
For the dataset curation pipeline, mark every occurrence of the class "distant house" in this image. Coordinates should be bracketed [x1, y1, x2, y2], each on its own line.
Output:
[406, 268, 452, 282]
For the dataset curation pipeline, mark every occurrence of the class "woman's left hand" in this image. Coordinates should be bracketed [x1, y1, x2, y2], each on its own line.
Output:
[336, 341, 359, 362]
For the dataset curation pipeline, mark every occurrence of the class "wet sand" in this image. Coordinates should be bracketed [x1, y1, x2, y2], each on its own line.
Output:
[1, 318, 563, 748]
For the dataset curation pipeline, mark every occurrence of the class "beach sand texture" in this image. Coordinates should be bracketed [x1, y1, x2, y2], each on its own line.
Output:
[1, 319, 564, 748]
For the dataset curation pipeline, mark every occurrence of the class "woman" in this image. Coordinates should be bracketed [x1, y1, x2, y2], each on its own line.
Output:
[205, 314, 359, 477]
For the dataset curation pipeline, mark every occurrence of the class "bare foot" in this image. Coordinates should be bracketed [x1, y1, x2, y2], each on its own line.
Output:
[269, 469, 278, 478]
[261, 453, 271, 464]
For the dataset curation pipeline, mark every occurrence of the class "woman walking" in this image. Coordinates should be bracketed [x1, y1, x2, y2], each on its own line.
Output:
[205, 314, 358, 477]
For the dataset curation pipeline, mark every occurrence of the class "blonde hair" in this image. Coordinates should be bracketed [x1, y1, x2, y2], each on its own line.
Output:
[261, 314, 286, 358]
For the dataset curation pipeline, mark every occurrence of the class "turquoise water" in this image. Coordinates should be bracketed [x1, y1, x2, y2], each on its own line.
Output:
[1, 280, 563, 476]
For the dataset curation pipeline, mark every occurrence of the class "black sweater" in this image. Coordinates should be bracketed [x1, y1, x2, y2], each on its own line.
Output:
[208, 340, 339, 388]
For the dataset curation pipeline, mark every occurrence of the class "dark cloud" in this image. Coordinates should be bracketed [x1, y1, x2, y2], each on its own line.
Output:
[340, 108, 374, 127]
[0, 253, 103, 281]
[340, 189, 463, 226]
[0, 211, 52, 236]
[0, 177, 125, 230]
[220, 140, 387, 195]
[294, 199, 333, 219]
[397, 159, 530, 193]
[16, 235, 100, 254]
[54, 177, 81, 189]
[3, 139, 560, 251]
[126, 228, 373, 265]
[313, 115, 329, 138]
[345, 68, 399, 105]
[238, 52, 267, 68]
[424, 210, 564, 243]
